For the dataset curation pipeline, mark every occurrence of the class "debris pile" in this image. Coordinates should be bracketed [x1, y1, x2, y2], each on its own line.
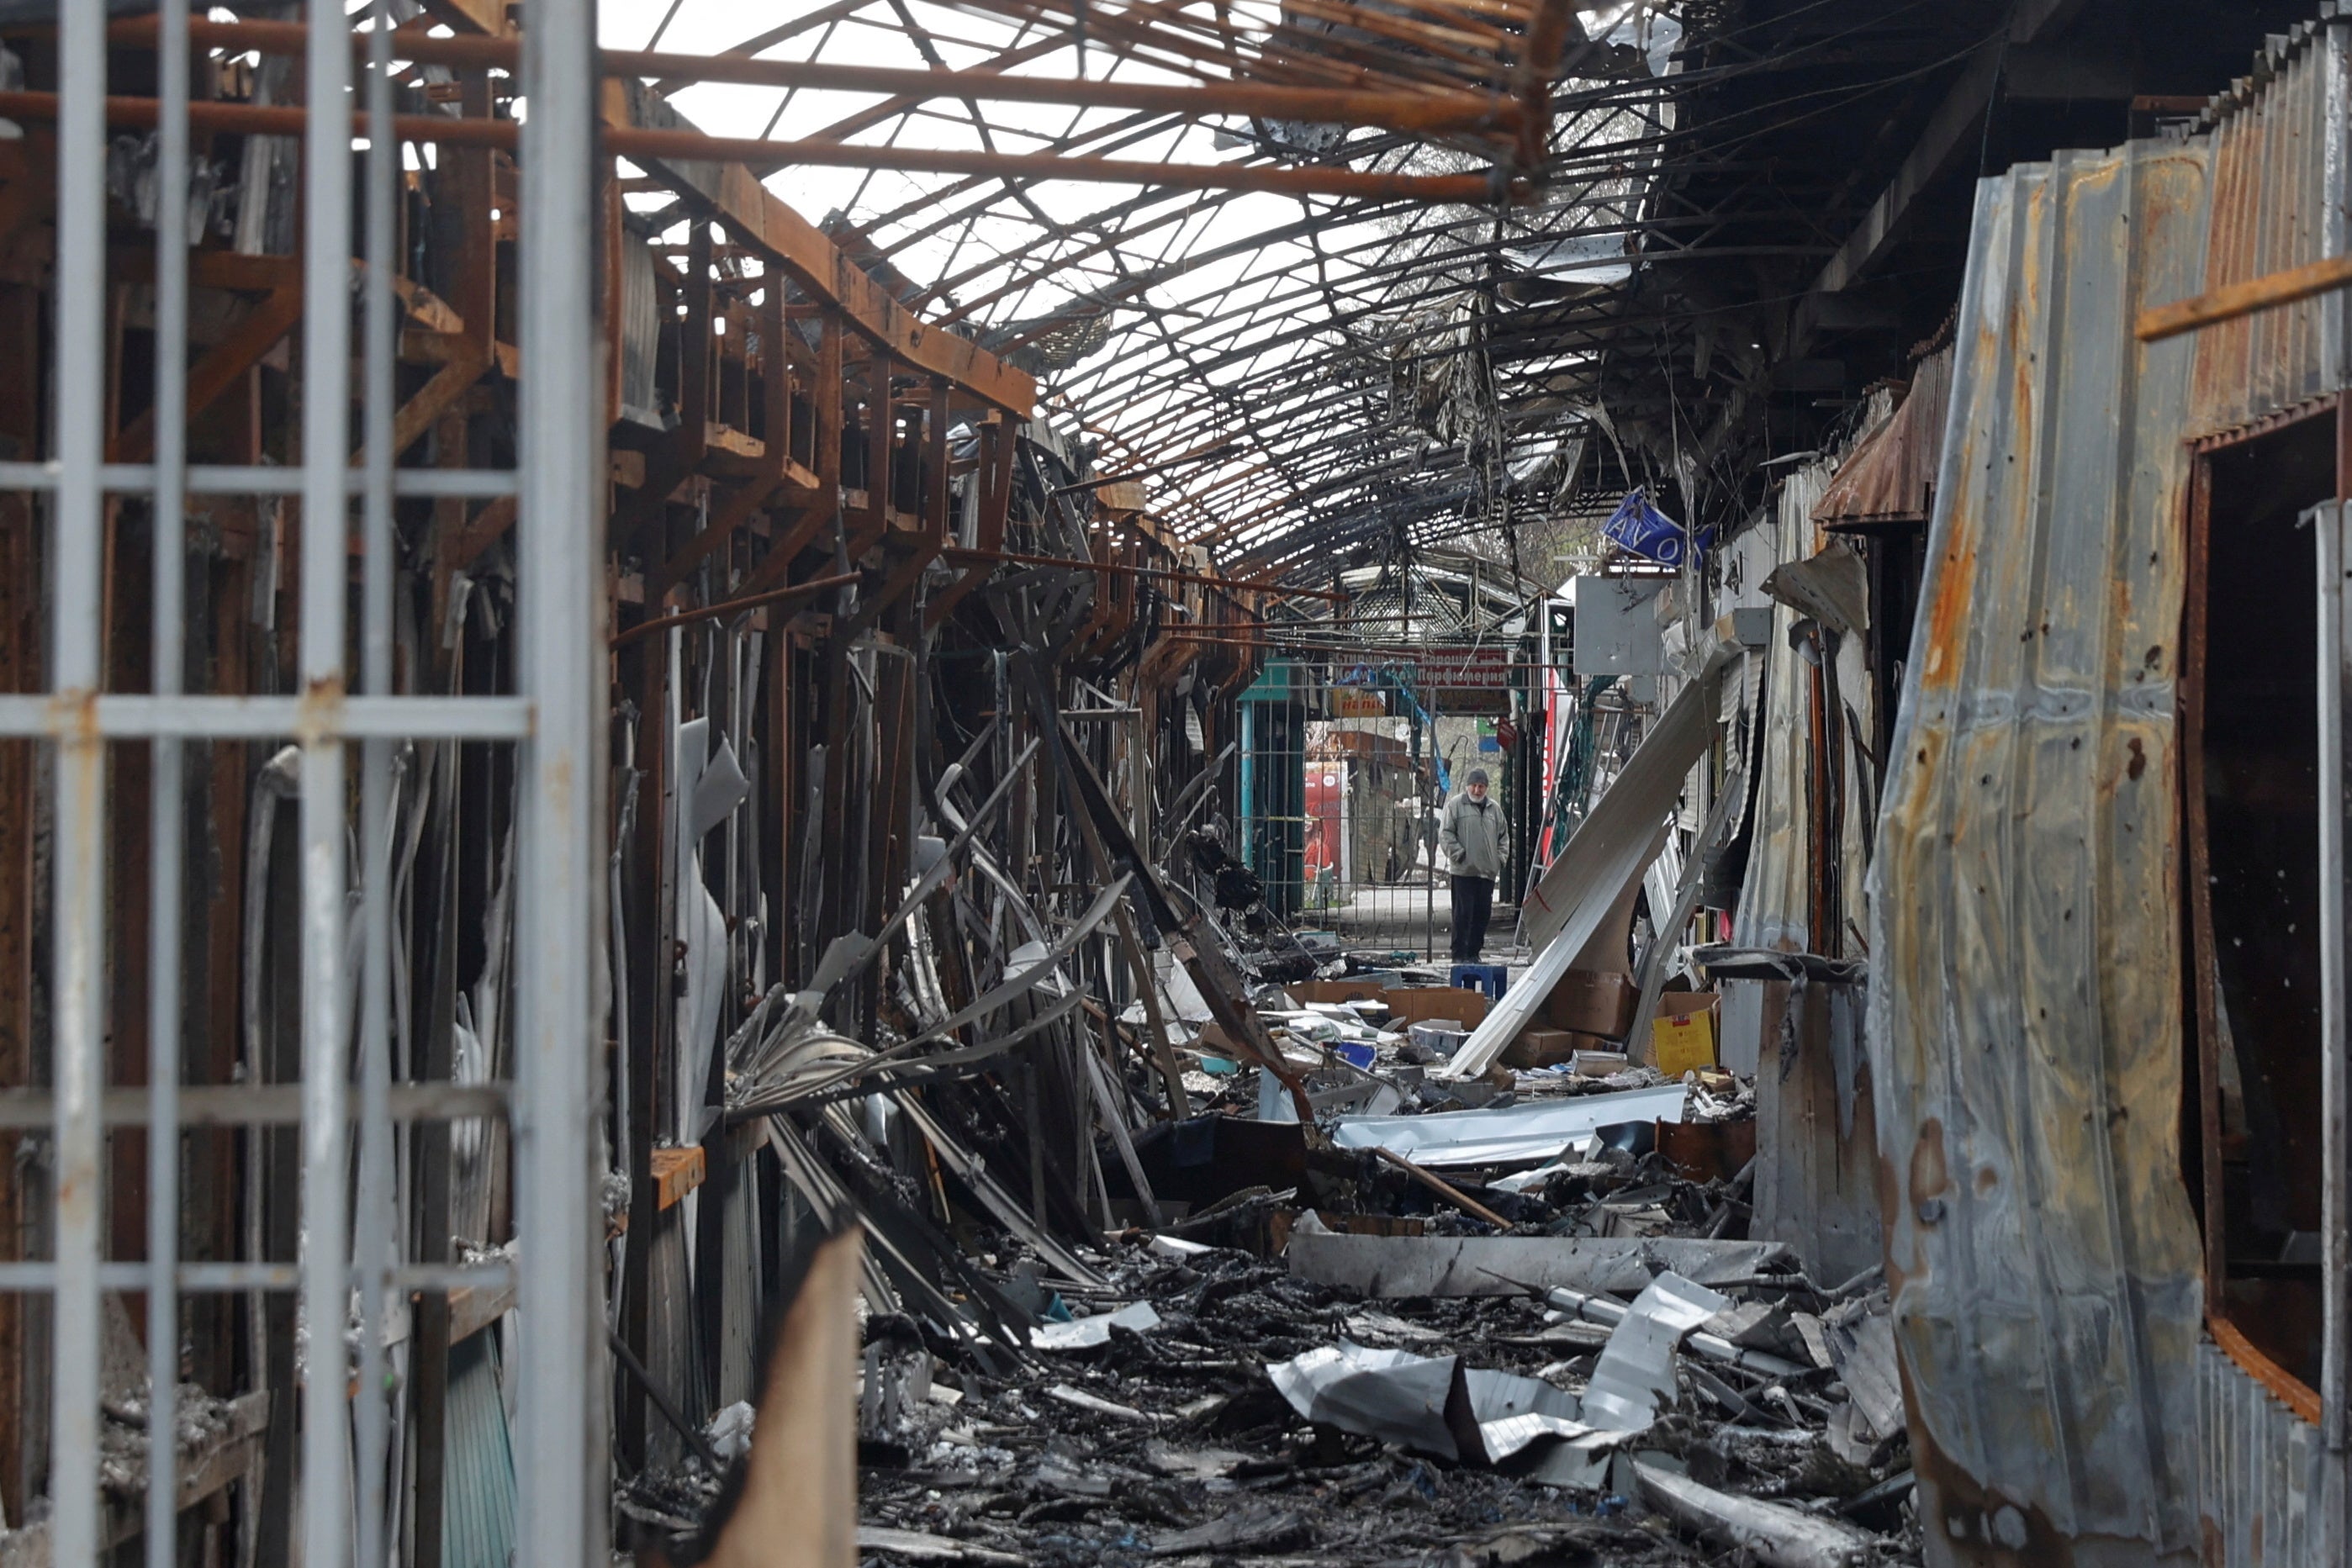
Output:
[573, 522, 1901, 1565]
[626, 925, 1912, 1567]
[833, 1235, 1915, 1566]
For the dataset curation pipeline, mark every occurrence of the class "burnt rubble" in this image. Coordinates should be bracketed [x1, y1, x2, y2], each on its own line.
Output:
[859, 1222, 1914, 1568]
[623, 988, 1916, 1568]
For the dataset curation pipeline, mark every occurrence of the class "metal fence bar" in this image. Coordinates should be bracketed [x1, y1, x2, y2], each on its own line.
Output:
[0, 1080, 511, 1129]
[0, 694, 536, 738]
[0, 462, 522, 498]
[13, 4, 600, 1554]
[515, 0, 608, 1552]
[353, 3, 402, 1558]
[0, 1263, 519, 1292]
[48, 0, 110, 1557]
[297, 0, 355, 1556]
[2320, 499, 2352, 1565]
[145, 0, 193, 1556]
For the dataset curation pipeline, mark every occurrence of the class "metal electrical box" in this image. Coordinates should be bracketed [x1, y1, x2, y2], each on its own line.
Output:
[1571, 575, 1666, 678]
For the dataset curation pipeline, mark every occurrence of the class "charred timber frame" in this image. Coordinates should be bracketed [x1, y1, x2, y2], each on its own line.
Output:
[0, 0, 1299, 1536]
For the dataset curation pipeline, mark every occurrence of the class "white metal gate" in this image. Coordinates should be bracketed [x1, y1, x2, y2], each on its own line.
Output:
[0, 0, 606, 1559]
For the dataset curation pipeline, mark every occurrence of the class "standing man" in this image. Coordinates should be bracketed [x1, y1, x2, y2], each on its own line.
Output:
[1439, 768, 1503, 963]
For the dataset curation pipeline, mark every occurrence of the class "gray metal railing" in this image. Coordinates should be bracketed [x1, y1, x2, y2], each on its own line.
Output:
[18, 0, 607, 1558]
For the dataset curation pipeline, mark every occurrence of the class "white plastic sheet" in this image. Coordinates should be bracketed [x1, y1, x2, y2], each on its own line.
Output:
[1030, 1301, 1162, 1351]
[1329, 1083, 1687, 1167]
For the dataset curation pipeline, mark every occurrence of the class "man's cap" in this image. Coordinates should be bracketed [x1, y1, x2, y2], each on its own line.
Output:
[1467, 768, 1488, 787]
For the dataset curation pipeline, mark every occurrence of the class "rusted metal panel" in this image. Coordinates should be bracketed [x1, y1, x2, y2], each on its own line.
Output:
[2199, 1335, 2341, 1565]
[2188, 13, 2352, 439]
[1813, 345, 1953, 528]
[1867, 139, 2215, 1564]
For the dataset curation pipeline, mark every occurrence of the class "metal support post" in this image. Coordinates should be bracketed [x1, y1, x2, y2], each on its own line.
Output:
[516, 0, 610, 1554]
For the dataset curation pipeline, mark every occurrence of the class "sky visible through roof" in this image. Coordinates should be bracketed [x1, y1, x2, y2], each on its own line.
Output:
[596, 2, 1680, 573]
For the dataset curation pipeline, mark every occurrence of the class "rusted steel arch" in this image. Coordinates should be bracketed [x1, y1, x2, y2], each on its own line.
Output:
[1049, 224, 1687, 444]
[1028, 191, 1654, 419]
[1044, 278, 1640, 501]
[660, 0, 1694, 565]
[974, 172, 1658, 382]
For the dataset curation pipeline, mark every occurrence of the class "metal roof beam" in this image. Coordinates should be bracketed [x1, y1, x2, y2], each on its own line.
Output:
[1810, 0, 2097, 296]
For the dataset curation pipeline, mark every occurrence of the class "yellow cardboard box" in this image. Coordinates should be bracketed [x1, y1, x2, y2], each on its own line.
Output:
[1650, 992, 1720, 1079]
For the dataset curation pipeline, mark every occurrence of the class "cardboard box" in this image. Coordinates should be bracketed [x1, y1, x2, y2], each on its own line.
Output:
[1380, 985, 1492, 1027]
[1650, 991, 1720, 1078]
[1503, 1026, 1611, 1069]
[1408, 1020, 1469, 1056]
[1502, 1027, 1577, 1069]
[1541, 968, 1638, 1038]
[1288, 979, 1390, 1006]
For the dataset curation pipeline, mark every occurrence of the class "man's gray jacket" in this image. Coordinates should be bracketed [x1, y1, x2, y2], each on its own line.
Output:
[1438, 790, 1504, 882]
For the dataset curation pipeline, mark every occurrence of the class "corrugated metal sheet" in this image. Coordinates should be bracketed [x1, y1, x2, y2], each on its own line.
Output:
[1728, 455, 1876, 958]
[718, 1128, 765, 1410]
[2199, 1336, 2339, 1565]
[442, 1328, 519, 1568]
[2188, 11, 2352, 437]
[1866, 138, 2214, 1564]
[1814, 346, 1955, 527]
[1733, 461, 1831, 953]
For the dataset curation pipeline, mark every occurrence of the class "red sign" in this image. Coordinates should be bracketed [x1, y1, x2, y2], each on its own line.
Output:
[1350, 647, 1515, 690]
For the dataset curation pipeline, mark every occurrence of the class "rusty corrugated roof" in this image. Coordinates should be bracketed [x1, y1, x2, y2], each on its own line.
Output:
[2187, 12, 2352, 439]
[1811, 346, 1953, 528]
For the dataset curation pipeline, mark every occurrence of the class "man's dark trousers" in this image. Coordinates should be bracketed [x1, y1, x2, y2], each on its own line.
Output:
[1449, 874, 1493, 962]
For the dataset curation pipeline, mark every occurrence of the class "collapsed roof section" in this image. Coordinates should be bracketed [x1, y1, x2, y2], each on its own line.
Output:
[610, 0, 2328, 588]
[611, 0, 1689, 578]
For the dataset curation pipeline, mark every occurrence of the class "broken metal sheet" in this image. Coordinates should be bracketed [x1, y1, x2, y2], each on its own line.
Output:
[1734, 464, 1831, 957]
[674, 716, 750, 1143]
[1268, 1342, 1464, 1460]
[730, 879, 1132, 1117]
[1270, 1342, 1632, 1483]
[1514, 630, 1739, 958]
[1812, 343, 1953, 528]
[1549, 1284, 1810, 1382]
[1483, 1375, 1635, 1489]
[1029, 1301, 1161, 1351]
[1757, 536, 1868, 639]
[759, 1114, 1032, 1361]
[886, 1095, 1104, 1287]
[1141, 1440, 1250, 1480]
[1285, 1213, 1793, 1297]
[1822, 1303, 1902, 1441]
[1460, 1366, 1583, 1449]
[1866, 136, 2212, 1560]
[1506, 1432, 1622, 1491]
[688, 731, 750, 839]
[1487, 1161, 1571, 1195]
[1578, 1272, 1728, 1431]
[1329, 1083, 1687, 1166]
[901, 878, 1132, 1051]
[1627, 763, 1749, 1053]
[826, 734, 1044, 1006]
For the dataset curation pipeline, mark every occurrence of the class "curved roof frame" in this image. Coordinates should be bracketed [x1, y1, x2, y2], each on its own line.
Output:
[605, 0, 1980, 578]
